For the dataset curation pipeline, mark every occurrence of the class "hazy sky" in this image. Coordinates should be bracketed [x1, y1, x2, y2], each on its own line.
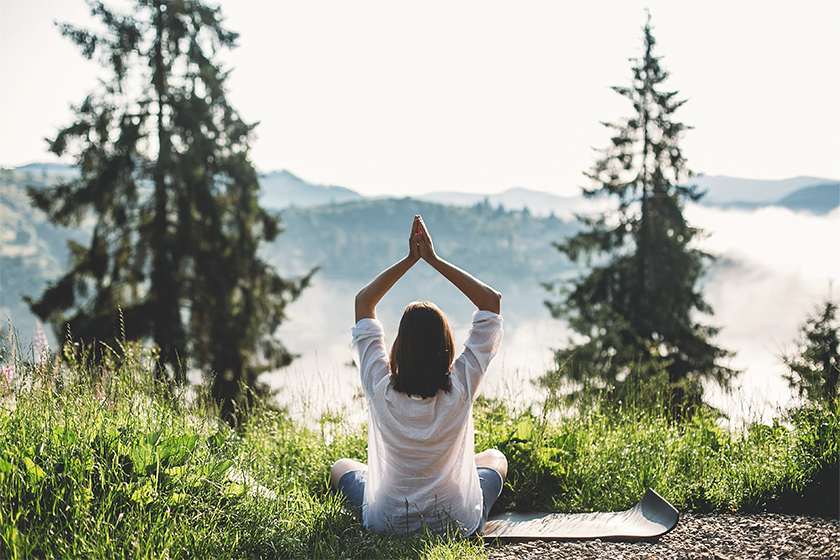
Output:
[2, 0, 838, 197]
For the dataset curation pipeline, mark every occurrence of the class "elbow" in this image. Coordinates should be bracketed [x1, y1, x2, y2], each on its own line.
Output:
[485, 289, 502, 315]
[355, 289, 375, 321]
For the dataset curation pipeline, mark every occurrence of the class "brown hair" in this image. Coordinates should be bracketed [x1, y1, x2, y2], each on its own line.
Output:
[390, 301, 454, 398]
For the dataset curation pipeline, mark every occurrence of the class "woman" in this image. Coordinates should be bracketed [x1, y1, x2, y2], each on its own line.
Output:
[330, 215, 507, 536]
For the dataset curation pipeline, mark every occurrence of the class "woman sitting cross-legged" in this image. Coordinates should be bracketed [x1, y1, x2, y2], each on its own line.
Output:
[330, 214, 507, 536]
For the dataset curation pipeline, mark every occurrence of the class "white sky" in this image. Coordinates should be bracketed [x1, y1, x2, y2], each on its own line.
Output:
[1, 1, 838, 197]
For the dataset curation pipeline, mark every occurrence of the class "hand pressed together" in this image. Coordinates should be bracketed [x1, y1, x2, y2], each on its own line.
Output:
[410, 215, 437, 263]
[357, 214, 501, 322]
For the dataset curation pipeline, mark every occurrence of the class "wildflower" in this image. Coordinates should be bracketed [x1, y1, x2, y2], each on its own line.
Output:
[0, 363, 14, 400]
[34, 321, 51, 364]
[0, 363, 13, 385]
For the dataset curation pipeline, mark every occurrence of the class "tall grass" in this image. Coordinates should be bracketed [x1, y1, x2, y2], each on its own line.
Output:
[474, 396, 838, 516]
[0, 333, 488, 559]
[1, 329, 836, 559]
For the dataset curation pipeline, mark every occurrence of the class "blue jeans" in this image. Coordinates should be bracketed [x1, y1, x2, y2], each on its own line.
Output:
[337, 466, 504, 535]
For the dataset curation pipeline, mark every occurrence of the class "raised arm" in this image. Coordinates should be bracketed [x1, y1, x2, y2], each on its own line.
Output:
[414, 215, 501, 314]
[354, 217, 422, 322]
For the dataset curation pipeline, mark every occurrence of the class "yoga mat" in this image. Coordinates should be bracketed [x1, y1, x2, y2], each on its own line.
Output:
[483, 488, 679, 540]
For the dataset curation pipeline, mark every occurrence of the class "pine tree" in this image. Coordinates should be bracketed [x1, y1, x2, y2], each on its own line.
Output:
[25, 0, 313, 423]
[783, 296, 840, 412]
[544, 14, 737, 414]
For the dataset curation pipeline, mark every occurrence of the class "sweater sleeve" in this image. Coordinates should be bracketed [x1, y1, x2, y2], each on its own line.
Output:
[453, 310, 504, 400]
[351, 318, 390, 393]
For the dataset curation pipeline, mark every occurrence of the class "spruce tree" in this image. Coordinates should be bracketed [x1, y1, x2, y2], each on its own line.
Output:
[26, 0, 313, 423]
[544, 15, 737, 414]
[783, 296, 840, 412]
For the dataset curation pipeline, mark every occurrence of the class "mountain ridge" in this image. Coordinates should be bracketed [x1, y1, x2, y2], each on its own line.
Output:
[689, 174, 835, 204]
[4, 163, 837, 216]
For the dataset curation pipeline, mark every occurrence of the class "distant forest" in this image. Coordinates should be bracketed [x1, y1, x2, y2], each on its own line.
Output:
[267, 197, 578, 282]
[1, 168, 580, 344]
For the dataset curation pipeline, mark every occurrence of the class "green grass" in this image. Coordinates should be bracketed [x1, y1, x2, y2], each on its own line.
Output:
[475, 397, 838, 517]
[1, 333, 837, 559]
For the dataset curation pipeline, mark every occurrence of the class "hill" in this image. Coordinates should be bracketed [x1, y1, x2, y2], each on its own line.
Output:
[258, 170, 363, 209]
[1, 166, 579, 342]
[0, 169, 91, 343]
[776, 183, 840, 216]
[420, 176, 839, 217]
[690, 175, 833, 205]
[417, 187, 593, 219]
[267, 197, 576, 282]
[11, 162, 80, 181]
[8, 163, 836, 215]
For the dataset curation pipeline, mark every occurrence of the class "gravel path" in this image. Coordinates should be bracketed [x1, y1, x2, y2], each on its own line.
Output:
[486, 513, 839, 559]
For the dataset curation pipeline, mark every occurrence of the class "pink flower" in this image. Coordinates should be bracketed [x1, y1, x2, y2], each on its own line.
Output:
[34, 321, 51, 364]
[0, 364, 13, 394]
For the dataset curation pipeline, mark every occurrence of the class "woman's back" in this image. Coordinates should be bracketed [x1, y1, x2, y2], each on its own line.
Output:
[352, 310, 502, 534]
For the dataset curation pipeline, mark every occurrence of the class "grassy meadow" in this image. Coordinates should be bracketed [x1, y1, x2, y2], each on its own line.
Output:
[1, 330, 837, 559]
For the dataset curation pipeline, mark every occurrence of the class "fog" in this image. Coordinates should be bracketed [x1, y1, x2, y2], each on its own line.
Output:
[685, 204, 840, 423]
[265, 204, 839, 426]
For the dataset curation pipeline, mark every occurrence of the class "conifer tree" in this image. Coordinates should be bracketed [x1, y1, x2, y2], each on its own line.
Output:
[26, 0, 313, 423]
[783, 296, 840, 412]
[544, 14, 736, 414]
